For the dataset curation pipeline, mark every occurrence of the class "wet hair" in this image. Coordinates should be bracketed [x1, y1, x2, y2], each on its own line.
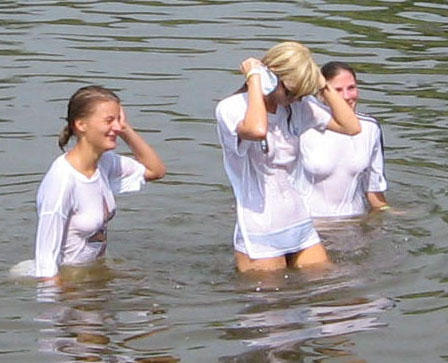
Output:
[58, 85, 120, 151]
[262, 41, 321, 100]
[321, 61, 357, 82]
[231, 42, 321, 135]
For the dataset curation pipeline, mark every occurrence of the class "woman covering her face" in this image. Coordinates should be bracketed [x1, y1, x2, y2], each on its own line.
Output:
[30, 86, 166, 283]
[215, 42, 361, 272]
[298, 61, 388, 219]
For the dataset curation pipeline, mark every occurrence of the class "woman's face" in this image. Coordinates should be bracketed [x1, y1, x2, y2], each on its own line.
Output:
[79, 100, 122, 153]
[269, 80, 297, 107]
[327, 69, 359, 110]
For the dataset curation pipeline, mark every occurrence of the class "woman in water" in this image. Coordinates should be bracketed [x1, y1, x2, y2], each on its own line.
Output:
[215, 42, 361, 272]
[298, 61, 388, 219]
[33, 85, 166, 282]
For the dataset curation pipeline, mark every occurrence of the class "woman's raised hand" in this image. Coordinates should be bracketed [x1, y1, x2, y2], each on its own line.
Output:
[118, 105, 131, 134]
[318, 71, 327, 91]
[240, 57, 263, 77]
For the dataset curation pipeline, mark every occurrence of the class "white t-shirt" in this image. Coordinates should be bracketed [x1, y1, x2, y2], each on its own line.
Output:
[34, 151, 146, 278]
[297, 112, 387, 218]
[216, 93, 331, 259]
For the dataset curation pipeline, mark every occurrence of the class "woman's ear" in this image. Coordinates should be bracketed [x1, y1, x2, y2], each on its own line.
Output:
[73, 118, 87, 134]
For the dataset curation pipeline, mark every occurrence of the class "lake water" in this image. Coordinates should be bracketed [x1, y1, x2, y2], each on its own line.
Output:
[1, 0, 447, 362]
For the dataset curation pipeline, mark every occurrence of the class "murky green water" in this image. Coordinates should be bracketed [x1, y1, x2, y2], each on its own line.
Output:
[1, 0, 447, 361]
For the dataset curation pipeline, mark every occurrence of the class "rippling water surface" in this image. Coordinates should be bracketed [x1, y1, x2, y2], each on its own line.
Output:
[1, 1, 447, 361]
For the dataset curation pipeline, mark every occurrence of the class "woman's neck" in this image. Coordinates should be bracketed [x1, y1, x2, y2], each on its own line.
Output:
[66, 142, 102, 178]
[265, 96, 278, 114]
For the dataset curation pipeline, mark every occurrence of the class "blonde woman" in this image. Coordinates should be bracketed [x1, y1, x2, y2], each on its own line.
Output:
[33, 86, 166, 282]
[215, 42, 361, 272]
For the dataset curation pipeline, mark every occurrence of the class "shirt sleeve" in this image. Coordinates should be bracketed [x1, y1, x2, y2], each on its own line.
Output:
[290, 96, 332, 136]
[365, 125, 388, 192]
[102, 152, 146, 194]
[34, 212, 68, 278]
[34, 170, 73, 278]
[215, 95, 252, 157]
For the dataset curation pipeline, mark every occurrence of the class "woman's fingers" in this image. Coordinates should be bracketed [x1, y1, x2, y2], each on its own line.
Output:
[119, 105, 130, 131]
[240, 57, 262, 75]
[318, 71, 327, 89]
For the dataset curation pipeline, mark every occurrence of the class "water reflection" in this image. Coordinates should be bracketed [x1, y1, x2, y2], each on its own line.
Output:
[34, 264, 179, 362]
[220, 271, 395, 362]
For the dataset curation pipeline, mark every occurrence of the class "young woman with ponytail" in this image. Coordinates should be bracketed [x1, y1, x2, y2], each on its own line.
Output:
[32, 85, 165, 282]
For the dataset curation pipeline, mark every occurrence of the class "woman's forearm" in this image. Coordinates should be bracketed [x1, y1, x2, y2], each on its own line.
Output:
[321, 83, 361, 135]
[120, 127, 166, 181]
[236, 58, 268, 140]
[237, 75, 268, 140]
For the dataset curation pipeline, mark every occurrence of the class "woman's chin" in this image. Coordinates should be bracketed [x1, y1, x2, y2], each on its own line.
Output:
[103, 142, 117, 152]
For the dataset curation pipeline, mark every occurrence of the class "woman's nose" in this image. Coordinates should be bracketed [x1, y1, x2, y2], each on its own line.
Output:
[112, 119, 122, 131]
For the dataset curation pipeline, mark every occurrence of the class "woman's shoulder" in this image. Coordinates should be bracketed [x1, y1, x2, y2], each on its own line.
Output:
[216, 93, 247, 116]
[99, 150, 116, 163]
[215, 93, 248, 133]
[38, 155, 75, 202]
[98, 151, 120, 172]
[290, 95, 331, 116]
[43, 154, 71, 179]
[98, 151, 139, 177]
[357, 112, 382, 135]
[357, 112, 380, 127]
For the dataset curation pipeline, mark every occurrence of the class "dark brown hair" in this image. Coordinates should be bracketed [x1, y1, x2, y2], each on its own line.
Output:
[58, 85, 120, 151]
[321, 61, 357, 82]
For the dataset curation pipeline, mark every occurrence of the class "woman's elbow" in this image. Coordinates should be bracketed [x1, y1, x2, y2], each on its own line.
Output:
[145, 164, 166, 181]
[239, 125, 267, 141]
[155, 166, 167, 180]
[345, 118, 361, 135]
[250, 127, 268, 140]
[348, 123, 361, 135]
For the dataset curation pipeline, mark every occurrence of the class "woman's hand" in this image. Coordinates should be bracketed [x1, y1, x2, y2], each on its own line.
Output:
[322, 83, 361, 135]
[240, 57, 263, 78]
[318, 71, 327, 91]
[117, 106, 166, 181]
[118, 105, 131, 135]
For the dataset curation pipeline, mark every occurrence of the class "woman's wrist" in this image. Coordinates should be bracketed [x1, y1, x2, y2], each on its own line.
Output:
[245, 68, 262, 81]
[245, 69, 263, 96]
[119, 125, 135, 143]
[319, 82, 334, 96]
[318, 83, 334, 101]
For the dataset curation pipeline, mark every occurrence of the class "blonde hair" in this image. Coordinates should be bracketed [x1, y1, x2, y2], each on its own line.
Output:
[262, 41, 321, 99]
[58, 85, 120, 151]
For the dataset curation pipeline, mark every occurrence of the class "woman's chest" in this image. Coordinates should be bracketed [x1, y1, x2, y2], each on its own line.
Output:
[300, 130, 372, 177]
[69, 178, 116, 235]
[249, 116, 299, 169]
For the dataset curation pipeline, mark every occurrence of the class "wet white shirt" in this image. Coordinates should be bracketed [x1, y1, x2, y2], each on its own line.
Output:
[34, 151, 146, 278]
[297, 113, 387, 218]
[216, 93, 331, 259]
